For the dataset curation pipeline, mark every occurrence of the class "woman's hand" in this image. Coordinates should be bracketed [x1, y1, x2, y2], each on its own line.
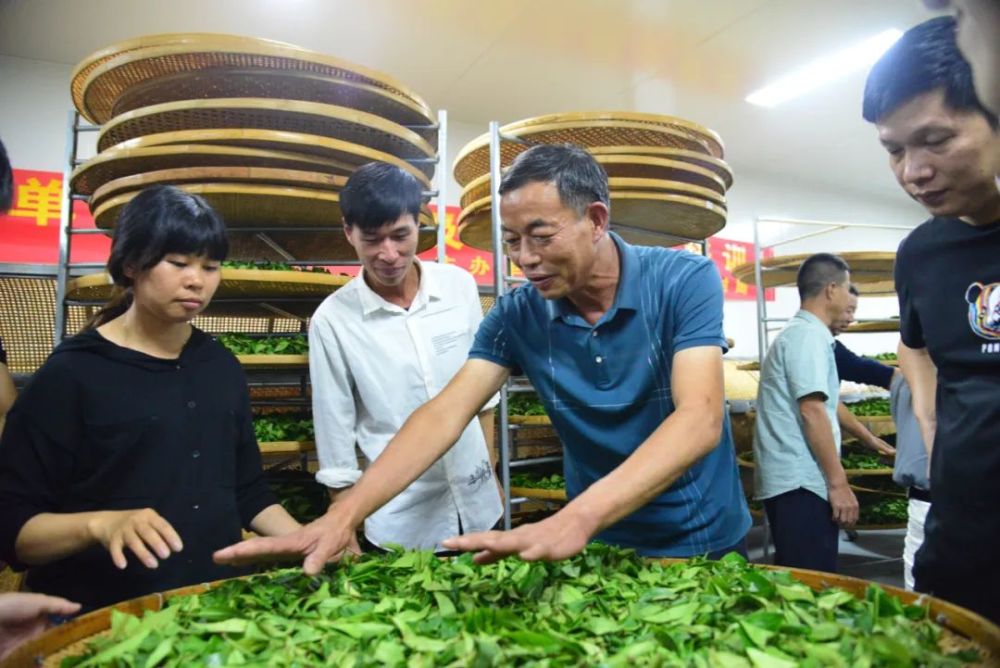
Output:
[87, 509, 183, 569]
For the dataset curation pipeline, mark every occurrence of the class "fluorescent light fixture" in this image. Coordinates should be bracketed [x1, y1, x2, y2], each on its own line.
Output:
[746, 28, 903, 108]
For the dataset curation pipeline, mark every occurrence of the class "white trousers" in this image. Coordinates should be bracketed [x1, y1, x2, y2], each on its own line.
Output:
[903, 498, 931, 591]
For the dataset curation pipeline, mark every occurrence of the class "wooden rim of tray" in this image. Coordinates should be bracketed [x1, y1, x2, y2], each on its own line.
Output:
[235, 353, 310, 368]
[845, 320, 900, 333]
[587, 146, 734, 188]
[90, 167, 349, 210]
[729, 266, 896, 294]
[453, 120, 718, 187]
[14, 556, 998, 667]
[71, 32, 431, 124]
[850, 414, 895, 423]
[843, 466, 895, 476]
[736, 361, 761, 371]
[852, 522, 908, 531]
[67, 268, 350, 305]
[96, 98, 436, 161]
[509, 486, 568, 501]
[104, 128, 434, 184]
[504, 112, 724, 158]
[91, 183, 435, 230]
[508, 414, 553, 426]
[850, 482, 907, 497]
[457, 191, 726, 251]
[70, 143, 355, 196]
[258, 440, 316, 455]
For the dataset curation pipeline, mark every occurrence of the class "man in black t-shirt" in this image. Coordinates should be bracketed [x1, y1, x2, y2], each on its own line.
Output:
[863, 17, 1000, 622]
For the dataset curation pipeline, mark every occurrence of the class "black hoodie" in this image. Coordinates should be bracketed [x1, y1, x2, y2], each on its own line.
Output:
[0, 327, 276, 610]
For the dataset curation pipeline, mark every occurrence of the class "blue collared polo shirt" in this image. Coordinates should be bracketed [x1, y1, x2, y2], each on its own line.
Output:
[469, 233, 751, 556]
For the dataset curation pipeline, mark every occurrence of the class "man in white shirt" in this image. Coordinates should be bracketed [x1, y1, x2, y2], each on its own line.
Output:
[309, 162, 502, 552]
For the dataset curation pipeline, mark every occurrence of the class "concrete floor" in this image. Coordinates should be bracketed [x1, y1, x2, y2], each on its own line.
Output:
[746, 524, 906, 589]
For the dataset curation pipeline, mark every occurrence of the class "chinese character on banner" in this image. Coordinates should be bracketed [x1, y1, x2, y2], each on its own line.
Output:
[707, 238, 774, 302]
[0, 169, 111, 265]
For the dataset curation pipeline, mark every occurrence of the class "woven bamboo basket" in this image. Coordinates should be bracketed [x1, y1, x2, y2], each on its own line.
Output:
[509, 486, 568, 502]
[71, 144, 354, 196]
[71, 33, 431, 124]
[11, 559, 997, 667]
[732, 252, 896, 295]
[453, 119, 719, 187]
[234, 354, 309, 368]
[96, 98, 436, 162]
[458, 191, 726, 251]
[587, 146, 734, 188]
[258, 440, 316, 455]
[89, 166, 349, 210]
[103, 129, 434, 184]
[91, 183, 435, 230]
[458, 156, 727, 209]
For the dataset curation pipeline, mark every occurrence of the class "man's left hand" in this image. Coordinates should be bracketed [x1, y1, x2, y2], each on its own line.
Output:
[866, 436, 897, 456]
[440, 510, 592, 564]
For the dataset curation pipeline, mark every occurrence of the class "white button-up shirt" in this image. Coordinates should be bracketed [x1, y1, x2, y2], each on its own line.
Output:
[309, 260, 501, 550]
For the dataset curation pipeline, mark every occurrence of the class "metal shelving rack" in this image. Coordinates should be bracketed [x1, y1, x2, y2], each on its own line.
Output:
[50, 106, 449, 472]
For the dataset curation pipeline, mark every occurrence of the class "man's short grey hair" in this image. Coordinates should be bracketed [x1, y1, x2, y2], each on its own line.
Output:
[796, 253, 850, 300]
[498, 144, 610, 217]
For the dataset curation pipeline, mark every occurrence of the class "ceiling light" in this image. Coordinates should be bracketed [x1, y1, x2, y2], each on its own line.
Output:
[746, 28, 903, 108]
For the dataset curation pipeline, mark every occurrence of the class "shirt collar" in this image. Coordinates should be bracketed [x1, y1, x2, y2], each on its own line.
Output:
[358, 258, 438, 317]
[794, 309, 835, 346]
[545, 231, 640, 323]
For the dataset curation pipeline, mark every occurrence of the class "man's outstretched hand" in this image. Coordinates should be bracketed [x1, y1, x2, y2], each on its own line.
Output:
[441, 510, 593, 565]
[213, 512, 361, 575]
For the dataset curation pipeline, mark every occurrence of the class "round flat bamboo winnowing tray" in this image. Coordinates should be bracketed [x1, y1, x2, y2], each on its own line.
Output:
[91, 183, 435, 230]
[458, 157, 727, 209]
[723, 360, 759, 401]
[453, 120, 718, 187]
[12, 562, 998, 667]
[89, 167, 349, 211]
[846, 319, 901, 333]
[71, 33, 431, 125]
[259, 440, 316, 455]
[731, 252, 896, 293]
[588, 146, 734, 189]
[235, 353, 309, 368]
[506, 112, 724, 158]
[509, 415, 553, 426]
[96, 99, 436, 162]
[106, 128, 434, 184]
[66, 269, 350, 319]
[457, 191, 726, 251]
[509, 487, 568, 502]
[225, 227, 438, 262]
[70, 143, 356, 196]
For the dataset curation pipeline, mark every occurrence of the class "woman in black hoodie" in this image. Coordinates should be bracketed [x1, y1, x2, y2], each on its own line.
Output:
[0, 186, 300, 611]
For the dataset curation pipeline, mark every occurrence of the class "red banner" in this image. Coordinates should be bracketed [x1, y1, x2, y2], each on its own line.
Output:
[0, 168, 769, 300]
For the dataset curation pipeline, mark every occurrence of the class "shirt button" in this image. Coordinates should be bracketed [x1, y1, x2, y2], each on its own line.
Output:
[187, 400, 196, 408]
[175, 365, 182, 371]
[595, 356, 603, 364]
[192, 450, 201, 459]
[592, 330, 599, 337]
[192, 504, 200, 510]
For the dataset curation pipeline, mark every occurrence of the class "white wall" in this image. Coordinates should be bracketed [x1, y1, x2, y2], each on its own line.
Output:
[1, 54, 930, 361]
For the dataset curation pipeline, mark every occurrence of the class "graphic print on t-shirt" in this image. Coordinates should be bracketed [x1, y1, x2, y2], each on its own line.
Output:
[966, 282, 1000, 346]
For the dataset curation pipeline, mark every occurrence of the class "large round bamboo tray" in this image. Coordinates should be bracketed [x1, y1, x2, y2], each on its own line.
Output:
[235, 353, 309, 368]
[91, 183, 435, 230]
[11, 559, 997, 667]
[89, 166, 349, 211]
[846, 319, 901, 333]
[736, 454, 893, 478]
[96, 99, 436, 162]
[458, 156, 727, 209]
[259, 440, 316, 455]
[457, 191, 725, 251]
[66, 269, 350, 319]
[225, 226, 438, 263]
[508, 414, 552, 426]
[453, 119, 719, 187]
[71, 144, 355, 196]
[71, 33, 431, 125]
[107, 128, 434, 184]
[505, 112, 724, 158]
[731, 252, 896, 294]
[723, 360, 759, 401]
[509, 486, 568, 502]
[588, 146, 734, 189]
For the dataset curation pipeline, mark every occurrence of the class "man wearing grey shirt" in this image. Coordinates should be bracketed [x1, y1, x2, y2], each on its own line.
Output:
[753, 253, 858, 572]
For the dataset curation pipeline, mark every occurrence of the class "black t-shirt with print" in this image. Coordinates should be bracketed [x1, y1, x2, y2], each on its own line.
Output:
[895, 215, 1000, 615]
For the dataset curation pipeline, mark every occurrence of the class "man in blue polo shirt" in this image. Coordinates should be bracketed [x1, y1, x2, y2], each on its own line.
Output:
[215, 144, 750, 571]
